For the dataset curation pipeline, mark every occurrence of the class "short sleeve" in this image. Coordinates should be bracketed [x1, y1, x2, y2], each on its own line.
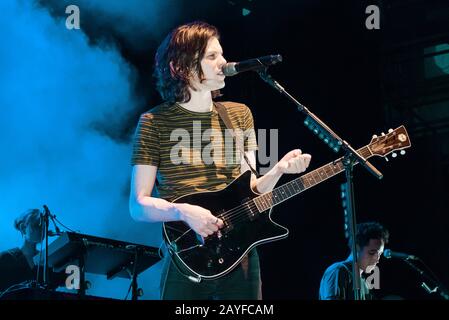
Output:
[131, 113, 160, 166]
[319, 265, 350, 300]
[243, 106, 258, 152]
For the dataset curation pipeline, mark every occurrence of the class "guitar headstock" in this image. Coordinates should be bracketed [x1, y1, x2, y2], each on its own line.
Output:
[368, 125, 411, 158]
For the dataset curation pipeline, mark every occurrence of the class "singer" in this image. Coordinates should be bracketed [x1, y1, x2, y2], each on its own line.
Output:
[129, 21, 312, 300]
[318, 222, 390, 300]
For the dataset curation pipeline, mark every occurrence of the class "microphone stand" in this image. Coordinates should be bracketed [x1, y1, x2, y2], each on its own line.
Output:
[257, 69, 383, 300]
[41, 206, 50, 288]
[41, 205, 60, 289]
[403, 259, 449, 300]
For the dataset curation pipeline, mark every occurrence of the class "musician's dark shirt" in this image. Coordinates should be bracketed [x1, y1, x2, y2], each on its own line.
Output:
[319, 259, 374, 300]
[0, 248, 35, 293]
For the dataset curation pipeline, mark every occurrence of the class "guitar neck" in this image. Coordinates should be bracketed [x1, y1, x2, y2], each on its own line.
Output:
[253, 146, 373, 212]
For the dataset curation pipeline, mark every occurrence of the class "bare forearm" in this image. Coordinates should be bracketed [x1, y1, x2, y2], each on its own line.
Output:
[129, 196, 220, 237]
[252, 164, 283, 194]
[130, 196, 183, 223]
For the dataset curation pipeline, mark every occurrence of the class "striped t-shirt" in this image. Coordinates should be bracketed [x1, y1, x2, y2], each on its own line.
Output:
[131, 101, 258, 201]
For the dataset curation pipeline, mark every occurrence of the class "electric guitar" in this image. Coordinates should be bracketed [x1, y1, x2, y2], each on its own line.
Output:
[163, 126, 411, 280]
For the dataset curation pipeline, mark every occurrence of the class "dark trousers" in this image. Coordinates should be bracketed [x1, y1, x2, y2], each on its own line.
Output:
[161, 249, 262, 300]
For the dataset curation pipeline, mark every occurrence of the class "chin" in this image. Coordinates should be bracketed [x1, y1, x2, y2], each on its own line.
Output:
[365, 265, 376, 273]
[215, 80, 225, 89]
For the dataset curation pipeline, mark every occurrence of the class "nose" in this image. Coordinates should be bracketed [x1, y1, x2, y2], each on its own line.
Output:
[219, 55, 227, 68]
[376, 252, 381, 262]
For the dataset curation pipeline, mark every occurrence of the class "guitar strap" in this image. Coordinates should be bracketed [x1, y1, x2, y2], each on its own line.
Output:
[214, 101, 259, 178]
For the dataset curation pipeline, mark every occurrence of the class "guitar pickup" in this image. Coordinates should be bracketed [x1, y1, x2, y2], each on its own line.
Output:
[243, 199, 259, 221]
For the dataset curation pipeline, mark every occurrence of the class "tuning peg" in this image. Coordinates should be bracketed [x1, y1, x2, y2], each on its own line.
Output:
[388, 128, 393, 133]
[400, 150, 406, 155]
[381, 132, 386, 136]
[372, 134, 378, 139]
[392, 152, 397, 158]
[385, 156, 389, 162]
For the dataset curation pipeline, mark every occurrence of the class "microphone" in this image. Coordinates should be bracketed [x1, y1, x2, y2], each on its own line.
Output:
[383, 249, 418, 260]
[222, 54, 282, 76]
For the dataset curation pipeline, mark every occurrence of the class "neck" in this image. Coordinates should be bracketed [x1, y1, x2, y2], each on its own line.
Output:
[21, 240, 37, 258]
[178, 89, 213, 113]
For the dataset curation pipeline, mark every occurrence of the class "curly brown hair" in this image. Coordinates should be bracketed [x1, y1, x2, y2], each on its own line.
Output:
[153, 21, 221, 103]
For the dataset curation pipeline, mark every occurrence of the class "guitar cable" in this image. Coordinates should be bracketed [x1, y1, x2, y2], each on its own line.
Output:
[165, 243, 202, 283]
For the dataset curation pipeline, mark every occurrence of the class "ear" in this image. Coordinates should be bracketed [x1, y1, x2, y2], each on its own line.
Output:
[169, 61, 177, 78]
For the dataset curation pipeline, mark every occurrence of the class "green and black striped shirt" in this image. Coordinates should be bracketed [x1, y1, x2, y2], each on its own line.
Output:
[131, 101, 258, 201]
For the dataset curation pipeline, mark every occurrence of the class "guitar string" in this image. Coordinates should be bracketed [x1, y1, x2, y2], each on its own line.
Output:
[167, 140, 399, 258]
[168, 148, 370, 244]
[221, 160, 347, 222]
[208, 147, 369, 224]
[219, 175, 323, 227]
[219, 171, 335, 225]
[218, 148, 371, 225]
[174, 156, 354, 245]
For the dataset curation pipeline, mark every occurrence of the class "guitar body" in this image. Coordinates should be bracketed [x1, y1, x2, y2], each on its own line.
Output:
[163, 171, 289, 280]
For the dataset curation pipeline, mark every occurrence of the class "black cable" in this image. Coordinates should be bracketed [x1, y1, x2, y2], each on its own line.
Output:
[35, 213, 45, 285]
[124, 247, 140, 300]
[53, 216, 78, 233]
[166, 244, 202, 283]
[0, 280, 36, 299]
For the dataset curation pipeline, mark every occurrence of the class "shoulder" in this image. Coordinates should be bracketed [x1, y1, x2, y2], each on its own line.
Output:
[137, 103, 177, 129]
[216, 101, 254, 124]
[140, 102, 174, 119]
[323, 261, 351, 279]
[217, 101, 250, 113]
[0, 248, 21, 262]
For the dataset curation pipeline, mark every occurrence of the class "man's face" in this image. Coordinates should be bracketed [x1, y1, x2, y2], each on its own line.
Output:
[191, 37, 227, 92]
[359, 238, 385, 273]
[23, 216, 44, 244]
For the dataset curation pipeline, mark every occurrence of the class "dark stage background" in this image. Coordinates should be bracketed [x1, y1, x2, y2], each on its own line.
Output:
[2, 0, 448, 300]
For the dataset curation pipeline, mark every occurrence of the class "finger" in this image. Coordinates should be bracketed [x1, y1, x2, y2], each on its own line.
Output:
[295, 158, 304, 172]
[290, 158, 300, 171]
[303, 154, 312, 167]
[209, 216, 218, 225]
[298, 158, 304, 172]
[209, 224, 219, 232]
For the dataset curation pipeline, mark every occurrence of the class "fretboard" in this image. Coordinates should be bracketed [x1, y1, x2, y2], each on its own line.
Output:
[253, 146, 373, 212]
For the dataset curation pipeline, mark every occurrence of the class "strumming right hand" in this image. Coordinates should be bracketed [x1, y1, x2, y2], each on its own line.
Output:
[176, 203, 224, 238]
